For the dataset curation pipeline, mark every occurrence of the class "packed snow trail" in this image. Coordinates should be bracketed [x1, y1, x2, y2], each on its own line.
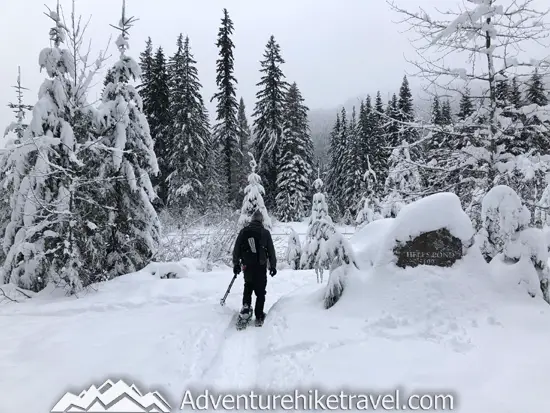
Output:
[199, 317, 261, 390]
[2, 245, 550, 412]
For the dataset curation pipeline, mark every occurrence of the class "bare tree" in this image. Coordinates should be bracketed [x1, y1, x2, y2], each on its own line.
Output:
[387, 0, 550, 223]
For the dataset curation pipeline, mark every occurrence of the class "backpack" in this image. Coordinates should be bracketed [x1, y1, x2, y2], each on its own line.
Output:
[240, 226, 267, 267]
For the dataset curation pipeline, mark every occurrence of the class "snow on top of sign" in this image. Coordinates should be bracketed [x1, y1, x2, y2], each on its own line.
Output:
[375, 193, 475, 267]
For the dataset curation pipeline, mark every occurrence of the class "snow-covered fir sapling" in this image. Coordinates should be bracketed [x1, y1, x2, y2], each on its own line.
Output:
[381, 142, 421, 218]
[301, 178, 335, 281]
[479, 185, 531, 263]
[238, 153, 272, 230]
[96, 0, 161, 280]
[285, 228, 301, 270]
[356, 155, 382, 226]
[321, 231, 358, 309]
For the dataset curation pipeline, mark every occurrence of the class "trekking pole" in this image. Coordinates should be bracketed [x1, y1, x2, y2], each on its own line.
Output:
[220, 274, 237, 306]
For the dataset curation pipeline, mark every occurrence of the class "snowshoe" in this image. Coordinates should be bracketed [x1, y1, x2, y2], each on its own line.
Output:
[236, 305, 252, 330]
[255, 313, 266, 327]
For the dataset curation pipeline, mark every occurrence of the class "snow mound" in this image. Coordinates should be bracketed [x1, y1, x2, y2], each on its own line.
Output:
[375, 193, 475, 266]
[141, 261, 189, 279]
[261, 253, 550, 412]
[350, 218, 394, 267]
[0, 284, 35, 306]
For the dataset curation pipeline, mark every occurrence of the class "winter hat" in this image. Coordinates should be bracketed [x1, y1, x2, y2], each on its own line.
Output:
[251, 209, 263, 223]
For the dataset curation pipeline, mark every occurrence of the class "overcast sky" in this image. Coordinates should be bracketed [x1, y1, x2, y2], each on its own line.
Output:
[1, 0, 548, 133]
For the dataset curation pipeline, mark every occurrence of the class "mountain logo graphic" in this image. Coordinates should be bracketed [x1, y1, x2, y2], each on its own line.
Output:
[50, 379, 171, 412]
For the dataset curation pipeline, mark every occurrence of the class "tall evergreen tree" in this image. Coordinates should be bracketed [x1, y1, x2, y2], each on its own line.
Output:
[252, 35, 288, 208]
[237, 97, 251, 202]
[275, 82, 314, 221]
[326, 112, 342, 216]
[525, 69, 549, 156]
[327, 108, 349, 217]
[509, 77, 522, 109]
[97, 2, 160, 280]
[385, 93, 400, 149]
[396, 76, 420, 149]
[458, 88, 474, 121]
[2, 4, 85, 291]
[1, 67, 33, 266]
[167, 35, 210, 209]
[527, 69, 549, 107]
[495, 79, 510, 109]
[147, 47, 171, 206]
[342, 107, 363, 220]
[137, 37, 154, 112]
[371, 91, 387, 193]
[211, 8, 240, 205]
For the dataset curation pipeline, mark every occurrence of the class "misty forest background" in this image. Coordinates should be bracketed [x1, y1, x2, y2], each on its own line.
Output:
[1, 0, 550, 295]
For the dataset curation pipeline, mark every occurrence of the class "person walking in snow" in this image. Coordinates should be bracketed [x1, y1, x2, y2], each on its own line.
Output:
[232, 209, 277, 325]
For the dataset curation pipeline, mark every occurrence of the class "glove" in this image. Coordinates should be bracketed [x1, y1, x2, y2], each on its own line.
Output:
[233, 265, 241, 275]
[270, 268, 277, 277]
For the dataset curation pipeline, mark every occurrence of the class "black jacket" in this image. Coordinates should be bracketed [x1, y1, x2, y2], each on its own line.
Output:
[232, 221, 277, 270]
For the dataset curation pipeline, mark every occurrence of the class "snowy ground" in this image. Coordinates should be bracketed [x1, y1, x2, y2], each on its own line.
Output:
[2, 221, 550, 412]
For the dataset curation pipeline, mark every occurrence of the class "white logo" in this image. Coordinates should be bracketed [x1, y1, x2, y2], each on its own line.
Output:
[248, 237, 257, 253]
[51, 379, 171, 412]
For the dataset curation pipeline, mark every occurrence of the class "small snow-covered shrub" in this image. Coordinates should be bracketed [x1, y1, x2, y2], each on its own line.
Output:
[286, 229, 301, 270]
[321, 231, 358, 309]
[375, 192, 475, 267]
[504, 227, 550, 303]
[479, 185, 531, 262]
[355, 197, 382, 227]
[156, 210, 240, 271]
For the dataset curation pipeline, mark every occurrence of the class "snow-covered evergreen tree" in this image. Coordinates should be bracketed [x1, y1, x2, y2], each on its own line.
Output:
[211, 8, 240, 205]
[137, 37, 154, 110]
[0, 67, 33, 267]
[381, 141, 422, 218]
[301, 178, 335, 277]
[148, 47, 170, 206]
[341, 107, 363, 221]
[237, 97, 251, 203]
[356, 155, 382, 226]
[327, 108, 348, 217]
[385, 93, 400, 149]
[138, 38, 168, 205]
[238, 154, 272, 229]
[1, 4, 83, 291]
[478, 185, 531, 263]
[96, 1, 160, 279]
[167, 35, 210, 210]
[322, 231, 358, 308]
[275, 82, 314, 222]
[370, 91, 388, 194]
[326, 112, 342, 216]
[252, 35, 288, 208]
[286, 228, 301, 270]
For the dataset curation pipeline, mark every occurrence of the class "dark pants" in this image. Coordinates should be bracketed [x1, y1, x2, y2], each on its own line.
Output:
[242, 265, 267, 318]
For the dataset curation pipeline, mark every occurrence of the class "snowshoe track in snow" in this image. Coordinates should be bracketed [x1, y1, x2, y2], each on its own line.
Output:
[197, 311, 262, 392]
